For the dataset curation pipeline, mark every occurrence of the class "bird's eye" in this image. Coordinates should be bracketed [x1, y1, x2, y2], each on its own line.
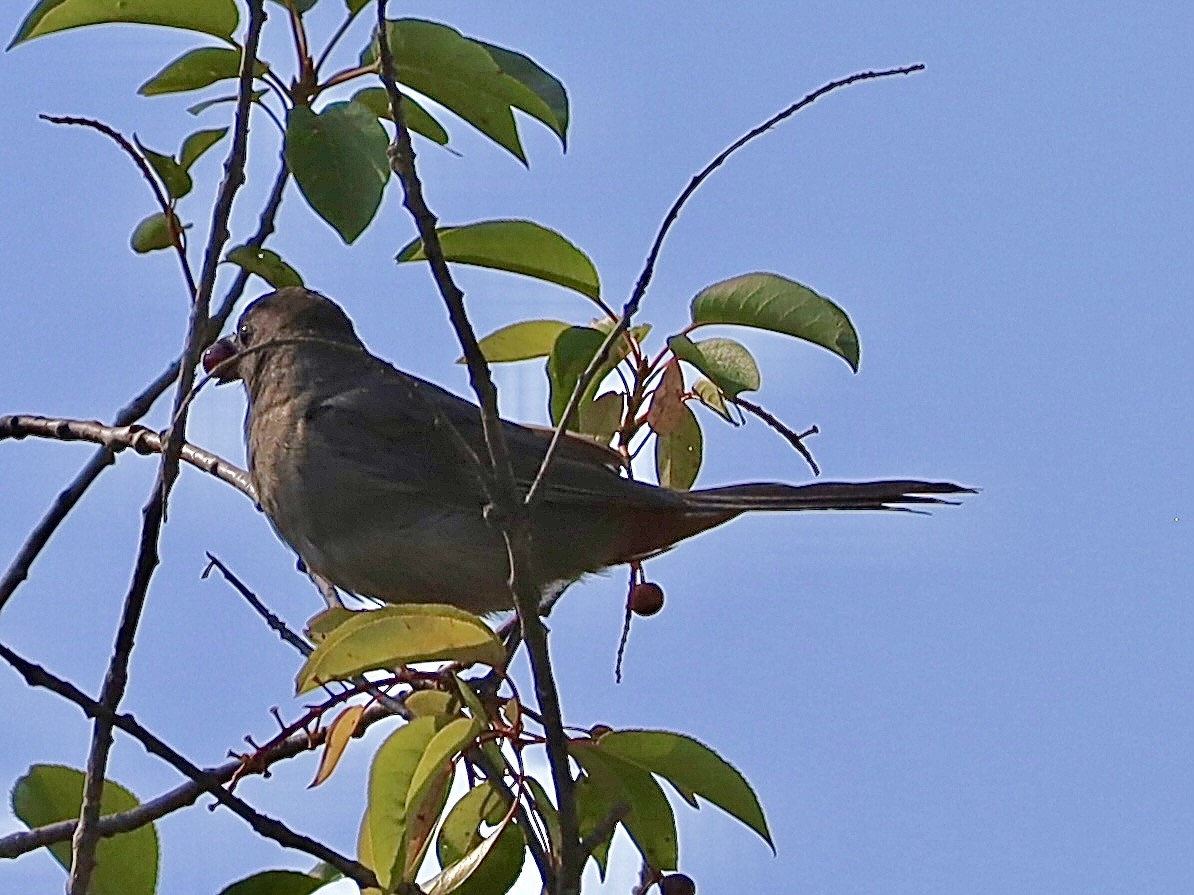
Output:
[237, 322, 253, 345]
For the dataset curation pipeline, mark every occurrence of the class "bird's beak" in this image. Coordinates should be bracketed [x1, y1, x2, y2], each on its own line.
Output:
[202, 336, 241, 384]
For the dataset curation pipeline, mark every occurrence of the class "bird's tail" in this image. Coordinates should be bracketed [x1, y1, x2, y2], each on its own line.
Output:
[681, 479, 973, 513]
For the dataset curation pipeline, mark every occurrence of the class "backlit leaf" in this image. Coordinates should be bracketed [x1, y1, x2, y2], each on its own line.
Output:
[217, 869, 325, 895]
[179, 127, 228, 169]
[351, 86, 450, 145]
[654, 402, 702, 490]
[692, 377, 735, 423]
[667, 335, 760, 398]
[470, 319, 571, 363]
[310, 704, 365, 788]
[12, 764, 158, 895]
[130, 211, 184, 254]
[477, 40, 569, 146]
[295, 604, 504, 693]
[646, 359, 685, 436]
[691, 272, 860, 371]
[225, 245, 304, 288]
[139, 47, 265, 96]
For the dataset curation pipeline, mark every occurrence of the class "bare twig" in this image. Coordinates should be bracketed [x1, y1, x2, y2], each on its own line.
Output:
[731, 395, 821, 475]
[0, 641, 379, 887]
[374, 5, 581, 892]
[39, 114, 198, 300]
[525, 65, 924, 506]
[203, 553, 312, 655]
[66, 6, 268, 891]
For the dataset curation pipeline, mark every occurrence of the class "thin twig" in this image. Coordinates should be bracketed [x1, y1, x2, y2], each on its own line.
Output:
[203, 553, 312, 655]
[0, 641, 378, 887]
[731, 395, 821, 475]
[39, 114, 198, 300]
[66, 7, 268, 891]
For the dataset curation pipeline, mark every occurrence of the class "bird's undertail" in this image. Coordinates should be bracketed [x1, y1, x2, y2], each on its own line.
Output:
[683, 479, 973, 512]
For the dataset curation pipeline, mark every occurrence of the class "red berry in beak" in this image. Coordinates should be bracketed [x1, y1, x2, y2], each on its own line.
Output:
[628, 581, 665, 616]
[202, 337, 240, 381]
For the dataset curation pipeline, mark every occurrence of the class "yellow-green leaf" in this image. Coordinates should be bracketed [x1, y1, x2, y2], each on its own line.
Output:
[406, 718, 479, 817]
[546, 326, 605, 426]
[430, 783, 524, 895]
[690, 272, 860, 371]
[405, 689, 458, 718]
[225, 245, 304, 288]
[366, 716, 445, 889]
[597, 729, 774, 851]
[667, 335, 760, 398]
[469, 319, 571, 364]
[295, 604, 504, 693]
[9, 0, 238, 48]
[130, 211, 183, 254]
[11, 764, 158, 895]
[397, 220, 600, 302]
[654, 402, 702, 490]
[692, 377, 735, 424]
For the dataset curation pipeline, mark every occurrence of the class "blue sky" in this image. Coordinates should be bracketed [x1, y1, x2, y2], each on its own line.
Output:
[2, 2, 1191, 893]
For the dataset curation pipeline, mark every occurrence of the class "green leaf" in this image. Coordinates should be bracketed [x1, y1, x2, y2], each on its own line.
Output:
[571, 743, 679, 872]
[471, 319, 571, 364]
[217, 869, 326, 895]
[578, 391, 623, 443]
[225, 245, 304, 288]
[691, 272, 860, 371]
[477, 40, 569, 147]
[187, 89, 266, 116]
[344, 0, 368, 13]
[286, 102, 390, 244]
[574, 774, 613, 878]
[654, 402, 702, 490]
[597, 730, 774, 851]
[294, 604, 504, 693]
[367, 716, 446, 890]
[667, 335, 761, 398]
[546, 326, 605, 426]
[9, 0, 238, 47]
[692, 377, 735, 424]
[405, 689, 458, 718]
[397, 219, 600, 302]
[136, 139, 191, 199]
[130, 211, 183, 254]
[138, 47, 264, 97]
[267, 0, 319, 14]
[431, 785, 524, 895]
[406, 718, 479, 818]
[522, 777, 561, 856]
[179, 127, 228, 169]
[364, 19, 563, 162]
[11, 764, 158, 895]
[351, 86, 451, 146]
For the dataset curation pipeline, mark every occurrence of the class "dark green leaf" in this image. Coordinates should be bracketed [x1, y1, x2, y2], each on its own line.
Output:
[471, 319, 571, 364]
[598, 729, 774, 851]
[136, 139, 191, 199]
[691, 272, 860, 371]
[294, 605, 505, 693]
[397, 219, 600, 302]
[364, 19, 562, 162]
[546, 326, 605, 426]
[138, 47, 265, 97]
[9, 0, 238, 48]
[522, 777, 561, 857]
[654, 402, 702, 490]
[267, 0, 319, 14]
[477, 40, 569, 146]
[225, 245, 304, 288]
[344, 0, 368, 12]
[667, 334, 761, 398]
[187, 89, 266, 116]
[574, 774, 613, 878]
[130, 211, 184, 254]
[11, 764, 158, 895]
[571, 743, 679, 872]
[217, 869, 326, 895]
[179, 127, 228, 169]
[286, 102, 390, 243]
[351, 86, 450, 145]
